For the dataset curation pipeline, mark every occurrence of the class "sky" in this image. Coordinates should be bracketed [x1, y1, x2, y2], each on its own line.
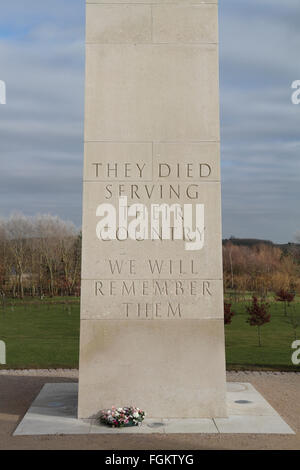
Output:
[0, 0, 300, 243]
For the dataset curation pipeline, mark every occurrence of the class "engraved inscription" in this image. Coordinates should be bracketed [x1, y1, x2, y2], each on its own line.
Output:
[85, 156, 218, 319]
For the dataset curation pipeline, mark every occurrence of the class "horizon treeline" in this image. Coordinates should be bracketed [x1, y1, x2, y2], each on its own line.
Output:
[223, 240, 300, 297]
[0, 213, 81, 298]
[0, 213, 299, 299]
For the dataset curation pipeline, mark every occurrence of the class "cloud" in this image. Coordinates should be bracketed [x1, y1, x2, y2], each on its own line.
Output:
[219, 0, 300, 242]
[0, 0, 299, 242]
[0, 0, 85, 226]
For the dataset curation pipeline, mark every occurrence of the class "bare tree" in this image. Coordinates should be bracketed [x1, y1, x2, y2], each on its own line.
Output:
[4, 213, 34, 298]
[35, 215, 78, 297]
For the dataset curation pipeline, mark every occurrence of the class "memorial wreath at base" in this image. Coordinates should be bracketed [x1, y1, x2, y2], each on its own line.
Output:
[99, 406, 145, 428]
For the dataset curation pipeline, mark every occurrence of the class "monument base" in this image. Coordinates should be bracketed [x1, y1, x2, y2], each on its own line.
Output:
[78, 319, 227, 419]
[13, 382, 294, 436]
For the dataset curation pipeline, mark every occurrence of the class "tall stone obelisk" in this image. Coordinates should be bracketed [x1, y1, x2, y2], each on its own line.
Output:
[78, 0, 227, 418]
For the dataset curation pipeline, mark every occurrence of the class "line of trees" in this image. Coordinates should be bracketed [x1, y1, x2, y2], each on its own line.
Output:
[223, 241, 300, 298]
[0, 213, 299, 299]
[0, 213, 81, 298]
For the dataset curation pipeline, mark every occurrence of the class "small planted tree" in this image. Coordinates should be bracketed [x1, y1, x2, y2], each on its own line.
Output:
[275, 288, 295, 317]
[246, 296, 271, 347]
[224, 302, 235, 325]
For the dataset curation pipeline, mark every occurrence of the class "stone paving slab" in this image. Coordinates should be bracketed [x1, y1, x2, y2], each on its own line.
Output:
[214, 414, 295, 434]
[13, 382, 295, 436]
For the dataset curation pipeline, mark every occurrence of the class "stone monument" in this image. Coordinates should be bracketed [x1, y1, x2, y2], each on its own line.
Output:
[78, 0, 227, 419]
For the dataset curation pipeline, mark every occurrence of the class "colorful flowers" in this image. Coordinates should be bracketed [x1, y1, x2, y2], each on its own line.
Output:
[99, 406, 145, 428]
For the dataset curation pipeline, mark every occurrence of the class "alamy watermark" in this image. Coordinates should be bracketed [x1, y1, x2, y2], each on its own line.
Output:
[291, 340, 300, 365]
[0, 80, 6, 104]
[0, 340, 6, 365]
[96, 196, 205, 251]
[1, 81, 7, 363]
[291, 80, 300, 104]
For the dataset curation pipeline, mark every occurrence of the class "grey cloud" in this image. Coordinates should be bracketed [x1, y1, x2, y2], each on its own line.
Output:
[0, 0, 300, 242]
[219, 0, 300, 242]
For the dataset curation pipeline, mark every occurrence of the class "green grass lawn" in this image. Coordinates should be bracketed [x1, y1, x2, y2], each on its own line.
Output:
[225, 297, 300, 371]
[0, 296, 299, 370]
[0, 298, 80, 369]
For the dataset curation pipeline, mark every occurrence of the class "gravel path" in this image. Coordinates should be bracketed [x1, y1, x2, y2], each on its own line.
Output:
[0, 368, 299, 378]
[0, 369, 299, 449]
[0, 369, 79, 377]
